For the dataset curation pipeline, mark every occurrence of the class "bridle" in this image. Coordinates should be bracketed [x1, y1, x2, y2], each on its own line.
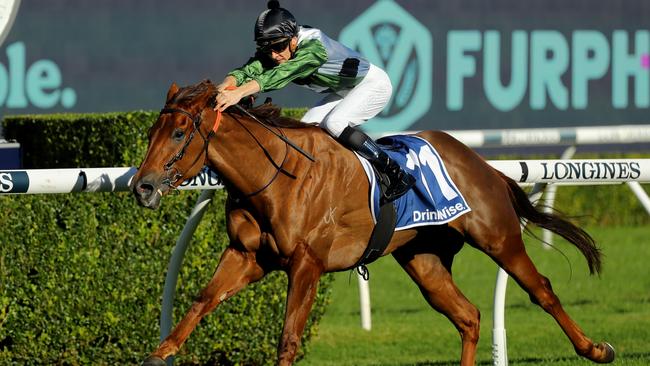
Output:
[158, 101, 315, 198]
[159, 107, 215, 188]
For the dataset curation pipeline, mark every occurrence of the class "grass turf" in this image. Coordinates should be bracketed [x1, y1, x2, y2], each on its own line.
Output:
[298, 226, 650, 365]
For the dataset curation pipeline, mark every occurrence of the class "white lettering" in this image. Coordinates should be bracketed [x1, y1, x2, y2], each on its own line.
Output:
[413, 211, 422, 222]
[0, 173, 14, 192]
[412, 204, 467, 223]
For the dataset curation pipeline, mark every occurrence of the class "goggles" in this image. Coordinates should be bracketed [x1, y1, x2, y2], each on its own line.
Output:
[257, 38, 290, 54]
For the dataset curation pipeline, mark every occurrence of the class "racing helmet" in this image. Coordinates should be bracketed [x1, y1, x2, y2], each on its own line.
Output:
[254, 0, 298, 49]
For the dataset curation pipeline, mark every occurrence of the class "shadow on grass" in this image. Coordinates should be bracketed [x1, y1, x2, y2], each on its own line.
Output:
[375, 351, 650, 365]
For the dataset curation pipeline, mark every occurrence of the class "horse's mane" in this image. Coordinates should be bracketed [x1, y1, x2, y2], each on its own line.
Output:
[244, 103, 309, 129]
[170, 80, 311, 129]
[171, 80, 218, 108]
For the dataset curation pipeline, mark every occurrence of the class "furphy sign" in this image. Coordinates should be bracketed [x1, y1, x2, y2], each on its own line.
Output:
[447, 30, 649, 111]
[339, 0, 650, 131]
[2, 1, 649, 131]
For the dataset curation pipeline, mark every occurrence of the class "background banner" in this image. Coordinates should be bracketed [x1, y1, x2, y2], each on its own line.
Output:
[1, 0, 650, 133]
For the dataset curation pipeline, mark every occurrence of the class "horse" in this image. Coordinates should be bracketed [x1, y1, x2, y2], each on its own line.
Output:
[132, 80, 615, 366]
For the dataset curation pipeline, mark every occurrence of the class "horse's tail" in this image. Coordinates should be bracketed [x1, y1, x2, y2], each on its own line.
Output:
[499, 172, 602, 275]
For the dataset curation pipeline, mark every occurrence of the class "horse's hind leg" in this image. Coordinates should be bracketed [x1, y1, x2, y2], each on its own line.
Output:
[392, 236, 480, 366]
[478, 232, 614, 363]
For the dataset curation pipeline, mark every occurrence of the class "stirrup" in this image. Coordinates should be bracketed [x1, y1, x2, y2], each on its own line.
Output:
[382, 167, 415, 203]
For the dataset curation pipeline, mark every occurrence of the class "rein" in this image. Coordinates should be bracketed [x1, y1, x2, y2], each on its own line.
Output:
[158, 98, 312, 197]
[233, 104, 316, 162]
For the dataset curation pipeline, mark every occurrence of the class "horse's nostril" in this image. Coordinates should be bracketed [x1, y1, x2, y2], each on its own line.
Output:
[137, 182, 154, 196]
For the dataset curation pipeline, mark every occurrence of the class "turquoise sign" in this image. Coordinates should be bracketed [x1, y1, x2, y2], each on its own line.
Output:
[0, 42, 76, 109]
[339, 0, 432, 133]
[1, 1, 648, 131]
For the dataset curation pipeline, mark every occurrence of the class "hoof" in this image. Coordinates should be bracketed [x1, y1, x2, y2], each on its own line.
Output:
[595, 342, 616, 363]
[142, 356, 166, 366]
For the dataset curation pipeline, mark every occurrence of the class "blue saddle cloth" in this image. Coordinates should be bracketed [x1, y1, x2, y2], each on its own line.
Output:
[356, 135, 471, 230]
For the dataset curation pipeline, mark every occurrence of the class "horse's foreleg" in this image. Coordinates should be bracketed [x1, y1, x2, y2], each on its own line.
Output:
[144, 247, 265, 364]
[393, 243, 480, 366]
[277, 242, 323, 366]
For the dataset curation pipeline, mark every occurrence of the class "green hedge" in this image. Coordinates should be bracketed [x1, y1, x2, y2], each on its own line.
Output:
[553, 183, 650, 226]
[0, 109, 330, 365]
[3, 111, 157, 168]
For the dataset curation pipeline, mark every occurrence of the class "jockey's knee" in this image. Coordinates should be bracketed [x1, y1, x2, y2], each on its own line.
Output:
[321, 119, 361, 138]
[320, 119, 349, 138]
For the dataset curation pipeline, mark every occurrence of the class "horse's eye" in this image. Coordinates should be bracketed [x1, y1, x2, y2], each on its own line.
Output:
[172, 129, 185, 141]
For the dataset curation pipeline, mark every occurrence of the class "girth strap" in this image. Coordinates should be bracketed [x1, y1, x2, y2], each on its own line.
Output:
[352, 200, 397, 280]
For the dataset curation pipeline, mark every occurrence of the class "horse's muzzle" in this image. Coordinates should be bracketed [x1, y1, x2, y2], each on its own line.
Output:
[132, 176, 164, 209]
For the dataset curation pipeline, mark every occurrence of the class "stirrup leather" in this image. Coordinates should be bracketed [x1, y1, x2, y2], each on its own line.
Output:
[337, 126, 415, 203]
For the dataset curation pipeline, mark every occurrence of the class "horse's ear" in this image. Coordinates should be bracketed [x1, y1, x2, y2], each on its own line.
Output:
[166, 83, 180, 102]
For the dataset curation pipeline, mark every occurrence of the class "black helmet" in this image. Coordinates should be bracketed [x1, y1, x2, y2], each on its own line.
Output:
[254, 1, 297, 48]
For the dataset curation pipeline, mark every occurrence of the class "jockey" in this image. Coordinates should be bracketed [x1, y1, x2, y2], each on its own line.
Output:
[215, 0, 415, 203]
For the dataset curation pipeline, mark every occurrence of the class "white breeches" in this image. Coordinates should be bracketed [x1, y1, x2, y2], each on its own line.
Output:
[300, 64, 393, 137]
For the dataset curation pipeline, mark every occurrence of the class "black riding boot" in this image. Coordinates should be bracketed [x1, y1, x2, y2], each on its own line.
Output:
[338, 126, 416, 203]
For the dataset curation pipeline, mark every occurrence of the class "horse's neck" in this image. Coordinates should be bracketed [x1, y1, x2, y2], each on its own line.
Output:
[208, 113, 366, 201]
[207, 114, 295, 197]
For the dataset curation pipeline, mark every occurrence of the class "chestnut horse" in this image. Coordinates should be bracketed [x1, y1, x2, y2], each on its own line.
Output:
[132, 80, 614, 366]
